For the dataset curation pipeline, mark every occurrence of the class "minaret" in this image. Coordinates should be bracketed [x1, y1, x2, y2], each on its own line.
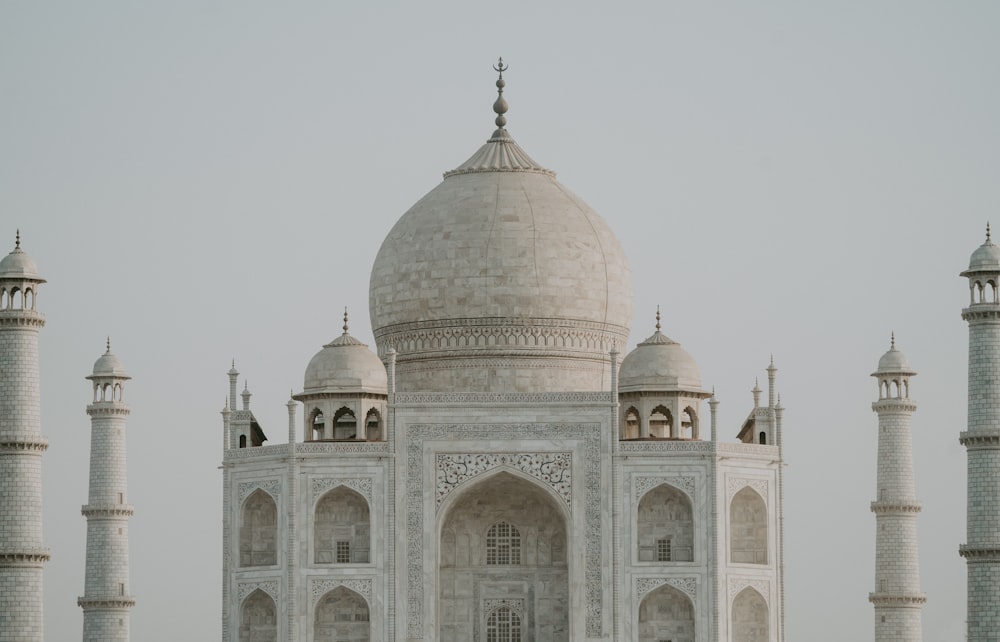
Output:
[870, 334, 925, 640]
[959, 225, 1000, 641]
[79, 340, 135, 641]
[0, 231, 50, 642]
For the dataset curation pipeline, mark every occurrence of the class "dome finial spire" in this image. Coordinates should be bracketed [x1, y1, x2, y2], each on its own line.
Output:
[14, 229, 20, 250]
[655, 305, 662, 332]
[988, 221, 993, 243]
[343, 307, 349, 335]
[891, 331, 896, 350]
[106, 336, 111, 354]
[492, 57, 509, 130]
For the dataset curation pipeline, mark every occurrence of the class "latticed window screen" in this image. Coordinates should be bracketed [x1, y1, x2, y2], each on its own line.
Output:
[335, 541, 350, 563]
[486, 522, 521, 565]
[486, 607, 521, 642]
[656, 538, 671, 562]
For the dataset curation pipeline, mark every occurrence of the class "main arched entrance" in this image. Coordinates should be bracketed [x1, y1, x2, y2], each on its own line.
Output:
[438, 471, 569, 642]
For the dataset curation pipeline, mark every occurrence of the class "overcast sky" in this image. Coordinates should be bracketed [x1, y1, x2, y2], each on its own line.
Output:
[2, 2, 998, 640]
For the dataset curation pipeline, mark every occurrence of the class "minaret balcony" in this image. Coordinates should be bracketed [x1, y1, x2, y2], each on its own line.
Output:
[959, 431, 1000, 447]
[868, 592, 927, 605]
[870, 500, 921, 514]
[959, 545, 1000, 560]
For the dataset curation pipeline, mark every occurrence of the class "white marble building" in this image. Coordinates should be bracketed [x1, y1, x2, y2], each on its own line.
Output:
[222, 65, 786, 642]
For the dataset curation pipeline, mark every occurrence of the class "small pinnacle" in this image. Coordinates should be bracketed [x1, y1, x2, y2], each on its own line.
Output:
[655, 305, 662, 332]
[343, 307, 349, 335]
[105, 336, 111, 354]
[988, 222, 993, 242]
[891, 331, 896, 350]
[15, 229, 20, 249]
[492, 57, 509, 129]
[244, 381, 249, 392]
[770, 354, 775, 366]
[231, 359, 235, 368]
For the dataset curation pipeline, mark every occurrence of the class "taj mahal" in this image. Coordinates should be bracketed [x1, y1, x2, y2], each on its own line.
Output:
[1, 61, 999, 642]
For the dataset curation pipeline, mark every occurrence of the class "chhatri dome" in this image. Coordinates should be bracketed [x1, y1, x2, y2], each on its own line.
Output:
[619, 308, 704, 393]
[369, 60, 633, 392]
[302, 310, 387, 395]
[962, 222, 1000, 274]
[0, 230, 45, 282]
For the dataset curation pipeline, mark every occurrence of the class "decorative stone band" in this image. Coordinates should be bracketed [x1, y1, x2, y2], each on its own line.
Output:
[959, 431, 1000, 448]
[0, 312, 45, 327]
[870, 501, 921, 514]
[634, 475, 696, 501]
[436, 452, 572, 509]
[0, 436, 49, 452]
[871, 399, 918, 413]
[81, 503, 135, 518]
[309, 578, 373, 604]
[959, 545, 1000, 560]
[635, 576, 698, 600]
[868, 592, 928, 606]
[77, 597, 136, 609]
[224, 441, 391, 461]
[395, 391, 612, 405]
[0, 549, 51, 564]
[962, 307, 1000, 321]
[375, 316, 628, 357]
[483, 598, 525, 615]
[85, 404, 131, 417]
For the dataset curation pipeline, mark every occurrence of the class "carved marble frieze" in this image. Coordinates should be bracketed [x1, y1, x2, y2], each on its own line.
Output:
[728, 577, 769, 606]
[237, 580, 279, 602]
[436, 452, 571, 509]
[633, 475, 696, 502]
[726, 477, 769, 505]
[311, 477, 373, 503]
[238, 478, 280, 503]
[635, 576, 698, 600]
[310, 578, 373, 605]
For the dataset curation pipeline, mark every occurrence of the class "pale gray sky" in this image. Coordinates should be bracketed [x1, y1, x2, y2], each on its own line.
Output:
[2, 2, 997, 640]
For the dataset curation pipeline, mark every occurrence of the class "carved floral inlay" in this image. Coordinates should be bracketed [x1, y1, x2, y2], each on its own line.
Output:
[311, 578, 373, 604]
[727, 478, 768, 504]
[238, 580, 278, 602]
[728, 577, 770, 605]
[635, 577, 698, 600]
[634, 475, 696, 501]
[238, 479, 280, 502]
[311, 477, 373, 503]
[436, 453, 571, 509]
[483, 598, 524, 615]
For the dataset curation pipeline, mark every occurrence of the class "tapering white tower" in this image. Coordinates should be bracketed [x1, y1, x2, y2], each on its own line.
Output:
[959, 225, 1000, 641]
[79, 341, 135, 641]
[0, 231, 49, 642]
[870, 335, 925, 640]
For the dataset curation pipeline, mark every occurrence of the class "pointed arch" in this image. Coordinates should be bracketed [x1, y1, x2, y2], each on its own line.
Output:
[486, 605, 522, 642]
[23, 288, 33, 310]
[364, 407, 382, 440]
[10, 287, 21, 310]
[730, 486, 767, 564]
[438, 470, 568, 642]
[0, 287, 7, 309]
[732, 586, 768, 641]
[240, 489, 277, 567]
[638, 584, 695, 642]
[309, 408, 325, 440]
[314, 486, 370, 564]
[314, 586, 370, 642]
[682, 406, 697, 438]
[333, 406, 357, 439]
[649, 405, 673, 438]
[624, 406, 640, 439]
[637, 483, 694, 562]
[239, 589, 277, 642]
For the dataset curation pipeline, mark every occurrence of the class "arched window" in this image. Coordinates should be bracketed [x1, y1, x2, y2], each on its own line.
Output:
[365, 408, 382, 440]
[314, 586, 370, 642]
[624, 407, 640, 439]
[637, 483, 694, 562]
[240, 489, 277, 567]
[649, 405, 673, 438]
[24, 289, 33, 310]
[486, 606, 522, 642]
[239, 434, 247, 448]
[638, 584, 695, 642]
[730, 487, 767, 564]
[314, 487, 370, 564]
[759, 431, 767, 445]
[10, 288, 21, 310]
[308, 408, 325, 441]
[333, 407, 357, 439]
[682, 406, 697, 438]
[0, 288, 7, 309]
[732, 587, 768, 642]
[486, 522, 521, 565]
[239, 589, 277, 642]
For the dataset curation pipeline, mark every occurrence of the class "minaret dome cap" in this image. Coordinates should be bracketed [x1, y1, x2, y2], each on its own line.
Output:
[962, 223, 1000, 275]
[0, 232, 45, 282]
[873, 335, 916, 376]
[89, 343, 130, 379]
[618, 309, 705, 393]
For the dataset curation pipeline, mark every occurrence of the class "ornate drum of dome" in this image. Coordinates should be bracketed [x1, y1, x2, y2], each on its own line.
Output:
[369, 77, 632, 392]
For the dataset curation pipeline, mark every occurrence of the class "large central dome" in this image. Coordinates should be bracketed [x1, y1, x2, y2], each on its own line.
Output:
[369, 70, 632, 392]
